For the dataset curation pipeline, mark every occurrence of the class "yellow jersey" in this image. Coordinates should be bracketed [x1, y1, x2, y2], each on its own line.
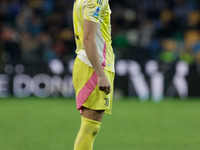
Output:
[73, 0, 115, 73]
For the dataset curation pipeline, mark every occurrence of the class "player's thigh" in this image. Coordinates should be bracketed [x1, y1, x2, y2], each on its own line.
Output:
[82, 108, 105, 122]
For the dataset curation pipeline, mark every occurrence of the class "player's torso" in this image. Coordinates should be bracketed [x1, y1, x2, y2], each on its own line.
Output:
[73, 0, 115, 73]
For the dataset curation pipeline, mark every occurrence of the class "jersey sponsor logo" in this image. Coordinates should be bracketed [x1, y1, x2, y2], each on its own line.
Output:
[97, 0, 103, 5]
[104, 98, 109, 106]
[93, 6, 101, 18]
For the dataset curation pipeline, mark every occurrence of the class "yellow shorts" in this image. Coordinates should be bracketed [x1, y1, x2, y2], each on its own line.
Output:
[73, 57, 115, 114]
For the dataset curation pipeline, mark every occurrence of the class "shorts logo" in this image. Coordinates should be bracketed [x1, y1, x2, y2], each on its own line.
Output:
[104, 98, 109, 106]
[93, 6, 101, 18]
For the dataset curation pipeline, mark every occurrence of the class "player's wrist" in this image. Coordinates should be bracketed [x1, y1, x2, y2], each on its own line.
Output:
[97, 74, 105, 79]
[96, 70, 105, 78]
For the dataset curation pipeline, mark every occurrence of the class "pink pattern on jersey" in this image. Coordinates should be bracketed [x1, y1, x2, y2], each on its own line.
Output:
[102, 41, 107, 68]
[76, 41, 107, 112]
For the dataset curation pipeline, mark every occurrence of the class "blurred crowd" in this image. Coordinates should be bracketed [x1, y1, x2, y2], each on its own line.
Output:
[110, 0, 200, 65]
[0, 0, 200, 65]
[0, 0, 74, 64]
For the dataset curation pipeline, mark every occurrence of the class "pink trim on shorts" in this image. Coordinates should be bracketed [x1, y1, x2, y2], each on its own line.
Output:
[76, 41, 107, 113]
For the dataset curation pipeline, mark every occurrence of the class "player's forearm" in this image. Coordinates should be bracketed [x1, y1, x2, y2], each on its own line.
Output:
[83, 39, 105, 77]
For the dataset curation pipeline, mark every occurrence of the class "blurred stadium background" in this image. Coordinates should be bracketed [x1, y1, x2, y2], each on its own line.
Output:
[0, 0, 200, 150]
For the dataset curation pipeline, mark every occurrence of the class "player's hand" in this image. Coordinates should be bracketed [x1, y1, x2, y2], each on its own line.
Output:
[97, 74, 111, 95]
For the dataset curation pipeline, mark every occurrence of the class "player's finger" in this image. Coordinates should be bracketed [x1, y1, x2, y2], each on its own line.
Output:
[102, 86, 107, 92]
[105, 90, 109, 95]
[99, 86, 104, 91]
[106, 88, 110, 95]
[99, 86, 107, 91]
[104, 86, 110, 95]
[107, 86, 110, 94]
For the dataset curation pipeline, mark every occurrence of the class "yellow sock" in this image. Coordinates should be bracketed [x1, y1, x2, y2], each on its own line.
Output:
[74, 116, 101, 150]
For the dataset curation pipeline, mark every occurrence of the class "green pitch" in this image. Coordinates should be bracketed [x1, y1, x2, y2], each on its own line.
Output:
[0, 97, 200, 150]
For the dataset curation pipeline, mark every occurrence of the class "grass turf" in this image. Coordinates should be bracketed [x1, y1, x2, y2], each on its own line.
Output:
[0, 97, 200, 150]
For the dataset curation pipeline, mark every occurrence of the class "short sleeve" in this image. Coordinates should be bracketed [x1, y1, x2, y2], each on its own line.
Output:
[83, 0, 104, 23]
